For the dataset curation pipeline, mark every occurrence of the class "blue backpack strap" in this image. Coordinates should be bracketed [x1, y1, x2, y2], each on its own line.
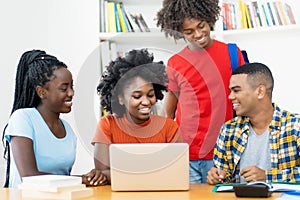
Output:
[241, 50, 249, 64]
[228, 43, 238, 73]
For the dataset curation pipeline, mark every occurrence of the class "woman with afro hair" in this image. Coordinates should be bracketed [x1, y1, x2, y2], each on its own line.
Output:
[157, 0, 245, 183]
[82, 49, 182, 186]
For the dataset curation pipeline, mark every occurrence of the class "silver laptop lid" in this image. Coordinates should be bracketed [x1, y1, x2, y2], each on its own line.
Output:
[109, 143, 189, 191]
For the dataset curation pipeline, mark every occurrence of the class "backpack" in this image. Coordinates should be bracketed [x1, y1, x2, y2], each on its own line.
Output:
[228, 43, 249, 73]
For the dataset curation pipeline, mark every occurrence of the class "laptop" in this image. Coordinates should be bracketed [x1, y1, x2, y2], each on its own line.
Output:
[109, 143, 189, 191]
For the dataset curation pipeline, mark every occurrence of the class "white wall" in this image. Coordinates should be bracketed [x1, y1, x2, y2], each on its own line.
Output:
[0, 0, 99, 185]
[224, 29, 300, 113]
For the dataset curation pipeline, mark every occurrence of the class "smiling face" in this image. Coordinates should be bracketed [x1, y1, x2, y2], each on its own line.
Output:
[182, 18, 213, 50]
[37, 67, 74, 114]
[119, 77, 156, 124]
[229, 74, 260, 117]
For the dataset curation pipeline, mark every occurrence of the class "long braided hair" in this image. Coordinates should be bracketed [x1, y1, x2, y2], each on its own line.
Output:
[2, 49, 67, 187]
[156, 0, 220, 40]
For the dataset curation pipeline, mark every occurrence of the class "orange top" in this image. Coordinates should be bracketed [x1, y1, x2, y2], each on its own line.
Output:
[92, 114, 181, 144]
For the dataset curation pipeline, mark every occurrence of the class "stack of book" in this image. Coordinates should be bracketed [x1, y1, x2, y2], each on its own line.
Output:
[18, 175, 93, 199]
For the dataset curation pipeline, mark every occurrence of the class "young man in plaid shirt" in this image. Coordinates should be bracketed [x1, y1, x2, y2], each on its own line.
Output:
[207, 62, 300, 184]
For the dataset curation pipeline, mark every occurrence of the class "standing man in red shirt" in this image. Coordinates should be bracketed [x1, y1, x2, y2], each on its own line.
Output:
[156, 0, 245, 183]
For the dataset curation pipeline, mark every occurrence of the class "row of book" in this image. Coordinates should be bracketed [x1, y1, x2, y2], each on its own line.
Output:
[100, 0, 150, 33]
[222, 0, 296, 30]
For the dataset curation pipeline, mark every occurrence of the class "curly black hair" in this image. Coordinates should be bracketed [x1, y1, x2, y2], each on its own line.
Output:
[97, 49, 168, 117]
[156, 0, 220, 40]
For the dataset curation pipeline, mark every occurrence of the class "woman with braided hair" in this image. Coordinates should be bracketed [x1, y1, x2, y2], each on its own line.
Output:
[2, 50, 76, 188]
[82, 49, 182, 186]
[156, 0, 245, 183]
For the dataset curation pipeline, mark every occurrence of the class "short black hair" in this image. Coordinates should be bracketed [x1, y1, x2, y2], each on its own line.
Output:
[156, 0, 220, 40]
[97, 49, 168, 117]
[233, 62, 274, 98]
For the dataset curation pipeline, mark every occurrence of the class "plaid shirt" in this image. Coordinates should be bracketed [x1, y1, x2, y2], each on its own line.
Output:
[213, 103, 300, 183]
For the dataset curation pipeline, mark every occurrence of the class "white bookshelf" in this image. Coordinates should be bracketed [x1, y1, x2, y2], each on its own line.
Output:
[99, 0, 299, 59]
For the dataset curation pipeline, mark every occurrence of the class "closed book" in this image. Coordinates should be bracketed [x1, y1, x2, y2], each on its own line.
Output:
[245, 4, 253, 28]
[285, 3, 296, 25]
[21, 187, 93, 199]
[276, 1, 287, 25]
[230, 3, 238, 30]
[252, 1, 262, 27]
[273, 1, 283, 25]
[116, 2, 128, 32]
[130, 13, 143, 32]
[224, 3, 232, 30]
[213, 181, 300, 192]
[248, 2, 258, 28]
[238, 0, 248, 29]
[261, 2, 271, 26]
[266, 1, 276, 26]
[22, 175, 82, 188]
[125, 11, 140, 32]
[222, 3, 227, 30]
[114, 2, 122, 32]
[137, 13, 150, 32]
[257, 1, 268, 27]
[107, 1, 117, 32]
[269, 0, 281, 26]
[18, 183, 86, 193]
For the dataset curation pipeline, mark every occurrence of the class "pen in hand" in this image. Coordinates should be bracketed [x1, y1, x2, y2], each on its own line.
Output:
[217, 169, 224, 183]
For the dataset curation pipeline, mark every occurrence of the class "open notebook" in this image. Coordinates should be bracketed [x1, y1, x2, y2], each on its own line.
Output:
[109, 143, 189, 191]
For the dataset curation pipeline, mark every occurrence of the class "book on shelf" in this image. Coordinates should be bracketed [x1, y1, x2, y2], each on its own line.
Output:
[224, 0, 297, 30]
[116, 2, 129, 32]
[230, 3, 238, 30]
[248, 2, 258, 28]
[269, 0, 281, 26]
[223, 3, 233, 30]
[125, 11, 141, 32]
[272, 1, 283, 25]
[119, 2, 132, 32]
[107, 1, 117, 32]
[245, 3, 253, 29]
[238, 0, 248, 29]
[252, 1, 262, 27]
[222, 3, 227, 30]
[212, 181, 300, 192]
[136, 13, 150, 32]
[100, 0, 105, 32]
[114, 2, 122, 32]
[266, 1, 276, 26]
[257, 1, 268, 27]
[276, 1, 288, 25]
[285, 3, 296, 25]
[261, 2, 271, 26]
[130, 13, 143, 32]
